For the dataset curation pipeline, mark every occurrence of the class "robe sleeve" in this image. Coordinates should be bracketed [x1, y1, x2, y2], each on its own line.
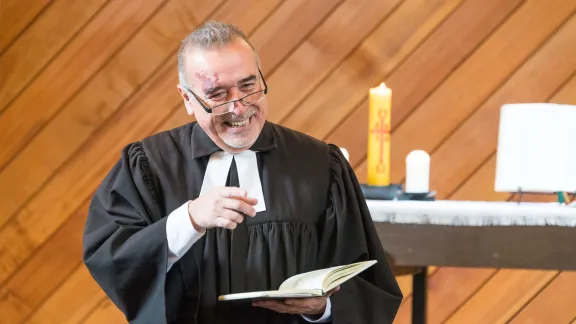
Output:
[317, 144, 403, 323]
[82, 142, 177, 324]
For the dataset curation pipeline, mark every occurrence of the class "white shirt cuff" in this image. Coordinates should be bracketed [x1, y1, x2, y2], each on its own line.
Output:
[301, 297, 332, 322]
[166, 201, 205, 272]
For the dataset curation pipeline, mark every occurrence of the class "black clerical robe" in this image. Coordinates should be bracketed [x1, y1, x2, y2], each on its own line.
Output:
[82, 121, 402, 324]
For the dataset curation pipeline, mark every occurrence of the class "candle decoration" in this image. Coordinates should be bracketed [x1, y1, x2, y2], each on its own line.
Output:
[405, 150, 430, 193]
[368, 83, 392, 186]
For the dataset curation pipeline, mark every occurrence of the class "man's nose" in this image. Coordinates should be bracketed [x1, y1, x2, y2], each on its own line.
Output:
[229, 88, 247, 115]
[231, 100, 248, 115]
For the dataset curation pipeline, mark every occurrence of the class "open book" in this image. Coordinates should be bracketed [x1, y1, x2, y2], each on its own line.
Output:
[218, 260, 377, 301]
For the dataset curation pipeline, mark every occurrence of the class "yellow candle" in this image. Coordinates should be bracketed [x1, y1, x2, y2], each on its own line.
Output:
[367, 83, 391, 186]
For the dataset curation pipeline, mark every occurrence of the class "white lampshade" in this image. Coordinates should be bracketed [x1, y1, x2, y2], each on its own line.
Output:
[495, 103, 576, 193]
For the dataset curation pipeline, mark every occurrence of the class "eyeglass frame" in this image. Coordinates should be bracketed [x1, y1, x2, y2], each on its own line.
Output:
[181, 68, 268, 115]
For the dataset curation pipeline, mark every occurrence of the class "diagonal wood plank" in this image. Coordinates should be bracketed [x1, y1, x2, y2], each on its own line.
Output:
[0, 0, 221, 229]
[0, 0, 52, 54]
[249, 0, 344, 75]
[394, 267, 439, 306]
[444, 269, 558, 324]
[80, 298, 126, 324]
[266, 0, 404, 124]
[0, 0, 109, 112]
[158, 106, 194, 132]
[281, 0, 465, 139]
[0, 0, 166, 172]
[25, 265, 108, 324]
[347, 0, 576, 178]
[393, 268, 496, 324]
[0, 0, 279, 291]
[428, 12, 576, 198]
[0, 288, 31, 324]
[325, 0, 523, 168]
[508, 271, 576, 324]
[0, 202, 89, 323]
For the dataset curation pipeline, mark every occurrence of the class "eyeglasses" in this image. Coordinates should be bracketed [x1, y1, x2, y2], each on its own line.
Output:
[182, 69, 268, 115]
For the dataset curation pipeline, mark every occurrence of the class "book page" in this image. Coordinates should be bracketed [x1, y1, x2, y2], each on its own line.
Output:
[218, 289, 323, 301]
[324, 260, 377, 291]
[278, 268, 334, 291]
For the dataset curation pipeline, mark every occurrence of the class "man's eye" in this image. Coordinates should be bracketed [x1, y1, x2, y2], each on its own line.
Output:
[240, 83, 256, 90]
[209, 93, 227, 101]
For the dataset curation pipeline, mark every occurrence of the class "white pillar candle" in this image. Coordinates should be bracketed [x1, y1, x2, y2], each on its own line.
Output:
[405, 150, 430, 193]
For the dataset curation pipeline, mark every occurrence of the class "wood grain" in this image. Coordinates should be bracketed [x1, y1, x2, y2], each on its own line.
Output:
[0, 0, 108, 111]
[509, 271, 576, 324]
[445, 269, 558, 324]
[282, 0, 464, 139]
[0, 0, 208, 224]
[81, 298, 126, 324]
[25, 266, 108, 324]
[266, 0, 404, 123]
[3, 0, 576, 321]
[250, 0, 344, 75]
[0, 202, 89, 323]
[0, 0, 166, 171]
[326, 0, 523, 168]
[429, 10, 576, 198]
[394, 268, 495, 324]
[0, 0, 52, 54]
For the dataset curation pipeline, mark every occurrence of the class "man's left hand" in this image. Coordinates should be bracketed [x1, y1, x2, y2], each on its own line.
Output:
[252, 286, 340, 315]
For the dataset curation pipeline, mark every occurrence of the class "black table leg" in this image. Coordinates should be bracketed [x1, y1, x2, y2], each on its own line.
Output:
[412, 266, 427, 324]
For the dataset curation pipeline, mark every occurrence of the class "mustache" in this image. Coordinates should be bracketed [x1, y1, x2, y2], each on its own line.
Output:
[220, 108, 256, 122]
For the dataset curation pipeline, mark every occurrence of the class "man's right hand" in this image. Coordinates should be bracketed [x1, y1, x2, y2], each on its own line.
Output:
[187, 187, 258, 231]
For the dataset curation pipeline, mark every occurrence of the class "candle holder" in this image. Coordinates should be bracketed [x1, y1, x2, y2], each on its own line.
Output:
[359, 183, 435, 201]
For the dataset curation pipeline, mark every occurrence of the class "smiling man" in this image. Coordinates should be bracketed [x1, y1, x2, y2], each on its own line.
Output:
[82, 21, 402, 324]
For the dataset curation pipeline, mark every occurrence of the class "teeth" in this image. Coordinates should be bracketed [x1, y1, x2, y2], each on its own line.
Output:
[230, 118, 249, 127]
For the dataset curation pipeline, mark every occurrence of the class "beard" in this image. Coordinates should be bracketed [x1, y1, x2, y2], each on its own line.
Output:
[217, 108, 260, 149]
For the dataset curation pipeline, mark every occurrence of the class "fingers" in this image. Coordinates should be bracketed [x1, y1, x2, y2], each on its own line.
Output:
[234, 195, 259, 206]
[222, 197, 257, 217]
[219, 209, 245, 224]
[215, 217, 237, 230]
[252, 300, 302, 314]
[219, 187, 248, 199]
[283, 297, 324, 308]
[253, 298, 326, 315]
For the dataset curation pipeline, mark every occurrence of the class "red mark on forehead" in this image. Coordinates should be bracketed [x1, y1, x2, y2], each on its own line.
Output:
[194, 71, 219, 93]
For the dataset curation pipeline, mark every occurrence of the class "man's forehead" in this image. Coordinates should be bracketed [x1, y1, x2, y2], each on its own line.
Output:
[185, 41, 256, 72]
[185, 51, 257, 90]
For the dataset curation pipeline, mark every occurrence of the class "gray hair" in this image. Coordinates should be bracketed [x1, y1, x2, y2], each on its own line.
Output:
[177, 21, 259, 87]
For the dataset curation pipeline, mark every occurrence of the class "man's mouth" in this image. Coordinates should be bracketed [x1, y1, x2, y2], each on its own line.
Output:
[225, 118, 250, 128]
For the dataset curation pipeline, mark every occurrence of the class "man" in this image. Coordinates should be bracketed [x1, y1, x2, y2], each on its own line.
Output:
[82, 21, 402, 324]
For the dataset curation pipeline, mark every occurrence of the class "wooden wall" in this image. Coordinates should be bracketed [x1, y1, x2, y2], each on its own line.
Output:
[1, 0, 576, 323]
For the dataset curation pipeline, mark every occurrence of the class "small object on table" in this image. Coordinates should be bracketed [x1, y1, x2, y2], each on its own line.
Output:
[406, 150, 430, 194]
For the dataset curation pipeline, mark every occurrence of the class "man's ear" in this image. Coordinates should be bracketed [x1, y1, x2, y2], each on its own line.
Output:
[176, 85, 195, 116]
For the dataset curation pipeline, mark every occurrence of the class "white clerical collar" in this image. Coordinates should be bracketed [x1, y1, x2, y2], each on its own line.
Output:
[199, 150, 266, 212]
